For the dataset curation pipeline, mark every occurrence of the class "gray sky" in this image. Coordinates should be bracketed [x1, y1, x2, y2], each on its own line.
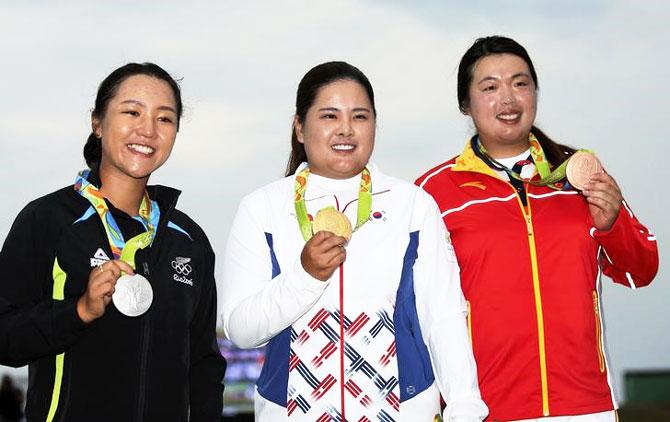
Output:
[1, 0, 667, 401]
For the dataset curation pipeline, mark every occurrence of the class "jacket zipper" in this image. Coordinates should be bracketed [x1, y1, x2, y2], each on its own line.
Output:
[517, 183, 550, 417]
[458, 153, 551, 416]
[135, 317, 151, 421]
[135, 199, 176, 421]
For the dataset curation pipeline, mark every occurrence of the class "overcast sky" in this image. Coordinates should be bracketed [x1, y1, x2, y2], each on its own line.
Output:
[1, 0, 667, 401]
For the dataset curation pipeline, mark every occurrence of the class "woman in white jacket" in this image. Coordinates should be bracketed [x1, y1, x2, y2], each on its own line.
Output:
[219, 61, 487, 421]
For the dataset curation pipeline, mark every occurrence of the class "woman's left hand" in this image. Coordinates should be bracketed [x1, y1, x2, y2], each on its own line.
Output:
[581, 171, 623, 231]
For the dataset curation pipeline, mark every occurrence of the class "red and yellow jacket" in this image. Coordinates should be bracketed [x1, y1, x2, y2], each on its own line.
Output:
[416, 142, 659, 421]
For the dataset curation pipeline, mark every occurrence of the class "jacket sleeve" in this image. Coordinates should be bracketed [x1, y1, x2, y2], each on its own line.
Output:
[412, 192, 488, 422]
[0, 202, 88, 367]
[188, 236, 226, 421]
[593, 200, 659, 288]
[219, 194, 329, 349]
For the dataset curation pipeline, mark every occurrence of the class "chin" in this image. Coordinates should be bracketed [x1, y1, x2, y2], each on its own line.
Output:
[497, 129, 529, 144]
[126, 159, 167, 179]
[334, 166, 365, 178]
[123, 167, 154, 180]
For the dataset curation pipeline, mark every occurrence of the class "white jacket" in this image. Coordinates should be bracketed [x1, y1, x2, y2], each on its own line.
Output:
[219, 163, 487, 421]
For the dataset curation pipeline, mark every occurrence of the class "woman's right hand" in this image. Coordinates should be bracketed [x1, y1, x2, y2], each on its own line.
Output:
[301, 231, 348, 281]
[77, 260, 135, 323]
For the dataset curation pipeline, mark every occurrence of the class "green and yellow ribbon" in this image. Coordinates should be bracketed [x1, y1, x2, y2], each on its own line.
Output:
[294, 167, 372, 242]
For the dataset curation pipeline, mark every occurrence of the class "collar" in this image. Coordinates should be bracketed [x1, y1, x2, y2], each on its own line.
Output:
[452, 140, 499, 178]
[495, 149, 532, 169]
[293, 161, 381, 189]
[78, 168, 182, 219]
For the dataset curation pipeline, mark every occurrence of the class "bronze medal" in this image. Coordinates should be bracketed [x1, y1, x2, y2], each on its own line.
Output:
[312, 207, 353, 240]
[566, 151, 602, 190]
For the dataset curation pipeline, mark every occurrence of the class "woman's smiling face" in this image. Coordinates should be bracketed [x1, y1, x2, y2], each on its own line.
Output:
[465, 53, 537, 157]
[295, 79, 376, 179]
[94, 74, 179, 181]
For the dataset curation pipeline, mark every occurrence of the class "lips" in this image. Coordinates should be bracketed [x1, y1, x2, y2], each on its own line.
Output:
[331, 143, 355, 151]
[496, 110, 521, 124]
[127, 143, 155, 155]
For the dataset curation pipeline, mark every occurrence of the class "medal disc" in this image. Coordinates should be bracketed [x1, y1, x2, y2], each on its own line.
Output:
[312, 207, 353, 240]
[112, 274, 153, 317]
[566, 151, 602, 190]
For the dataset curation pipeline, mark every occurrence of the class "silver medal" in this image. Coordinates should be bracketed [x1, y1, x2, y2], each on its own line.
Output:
[112, 274, 153, 317]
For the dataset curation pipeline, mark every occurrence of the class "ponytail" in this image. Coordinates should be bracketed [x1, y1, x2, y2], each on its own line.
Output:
[285, 128, 307, 177]
[83, 133, 102, 170]
[531, 125, 576, 168]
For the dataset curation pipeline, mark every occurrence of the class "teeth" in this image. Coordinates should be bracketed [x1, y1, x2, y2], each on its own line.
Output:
[332, 144, 355, 151]
[498, 113, 520, 121]
[128, 144, 154, 155]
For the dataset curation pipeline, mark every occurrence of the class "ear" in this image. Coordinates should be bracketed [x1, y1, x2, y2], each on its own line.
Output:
[293, 116, 305, 144]
[91, 115, 102, 138]
[460, 103, 471, 116]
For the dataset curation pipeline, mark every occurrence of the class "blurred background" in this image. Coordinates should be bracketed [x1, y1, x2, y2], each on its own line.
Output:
[1, 1, 668, 420]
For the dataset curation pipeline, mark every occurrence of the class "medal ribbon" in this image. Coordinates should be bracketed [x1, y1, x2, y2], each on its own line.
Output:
[294, 167, 372, 242]
[475, 133, 588, 191]
[74, 170, 160, 269]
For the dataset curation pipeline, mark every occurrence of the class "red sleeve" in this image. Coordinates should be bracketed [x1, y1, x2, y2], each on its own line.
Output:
[594, 200, 659, 288]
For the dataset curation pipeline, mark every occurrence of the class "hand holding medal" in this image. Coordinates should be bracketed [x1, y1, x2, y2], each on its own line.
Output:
[75, 173, 158, 321]
[301, 207, 351, 281]
[565, 151, 623, 231]
[581, 171, 623, 231]
[301, 231, 348, 281]
[523, 144, 622, 231]
[77, 259, 135, 323]
[542, 149, 622, 230]
[294, 168, 372, 281]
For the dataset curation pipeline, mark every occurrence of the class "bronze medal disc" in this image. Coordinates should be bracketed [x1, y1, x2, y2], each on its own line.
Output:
[312, 207, 353, 240]
[566, 151, 602, 190]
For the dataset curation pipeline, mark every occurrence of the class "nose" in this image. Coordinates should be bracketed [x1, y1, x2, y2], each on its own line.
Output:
[139, 115, 156, 138]
[338, 117, 354, 137]
[501, 85, 515, 106]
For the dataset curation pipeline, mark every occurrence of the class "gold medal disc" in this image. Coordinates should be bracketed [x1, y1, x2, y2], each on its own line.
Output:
[312, 207, 352, 240]
[566, 151, 602, 190]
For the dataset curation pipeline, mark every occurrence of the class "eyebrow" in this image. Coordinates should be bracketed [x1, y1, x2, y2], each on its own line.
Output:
[120, 99, 177, 114]
[477, 72, 531, 84]
[317, 107, 372, 113]
[512, 72, 531, 79]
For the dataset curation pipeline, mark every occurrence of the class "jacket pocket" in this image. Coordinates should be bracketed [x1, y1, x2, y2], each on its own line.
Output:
[592, 291, 605, 373]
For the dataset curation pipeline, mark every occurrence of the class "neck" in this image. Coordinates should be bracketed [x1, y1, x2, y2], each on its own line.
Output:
[479, 135, 530, 159]
[98, 167, 148, 216]
[308, 166, 365, 181]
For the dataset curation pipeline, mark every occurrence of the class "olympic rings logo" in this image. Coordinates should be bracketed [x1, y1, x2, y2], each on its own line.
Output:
[172, 258, 193, 275]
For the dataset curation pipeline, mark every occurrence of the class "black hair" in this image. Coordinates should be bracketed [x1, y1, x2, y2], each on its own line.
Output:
[285, 61, 376, 176]
[457, 36, 575, 166]
[83, 62, 183, 169]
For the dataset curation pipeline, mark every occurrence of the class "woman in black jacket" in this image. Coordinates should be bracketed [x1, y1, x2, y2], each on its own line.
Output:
[0, 63, 225, 421]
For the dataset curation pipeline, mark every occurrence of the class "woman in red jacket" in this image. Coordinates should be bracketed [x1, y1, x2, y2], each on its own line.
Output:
[416, 36, 658, 421]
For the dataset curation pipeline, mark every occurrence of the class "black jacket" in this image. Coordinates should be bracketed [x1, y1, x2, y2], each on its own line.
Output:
[0, 178, 226, 421]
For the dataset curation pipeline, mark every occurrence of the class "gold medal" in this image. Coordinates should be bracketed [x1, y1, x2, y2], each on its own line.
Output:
[566, 151, 602, 190]
[312, 207, 353, 240]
